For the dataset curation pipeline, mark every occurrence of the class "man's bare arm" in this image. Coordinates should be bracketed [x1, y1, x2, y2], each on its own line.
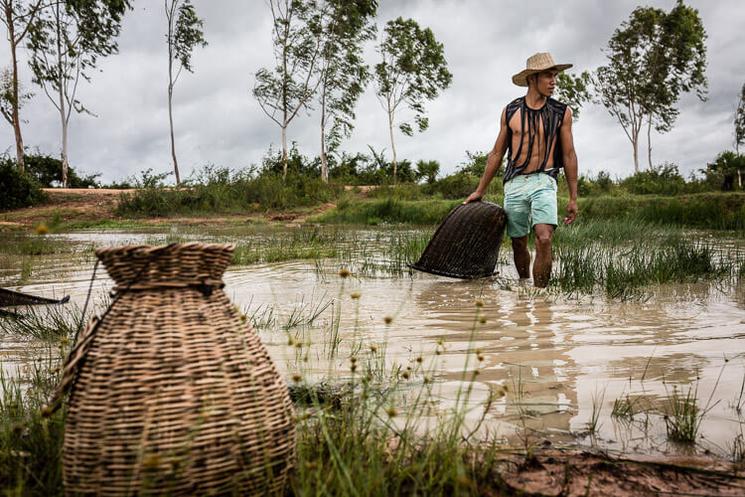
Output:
[464, 108, 509, 203]
[560, 106, 578, 224]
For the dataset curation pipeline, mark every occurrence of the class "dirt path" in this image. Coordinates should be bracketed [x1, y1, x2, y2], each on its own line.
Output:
[0, 189, 336, 229]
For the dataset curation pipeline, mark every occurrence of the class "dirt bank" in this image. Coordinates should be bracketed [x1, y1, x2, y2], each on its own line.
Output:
[498, 449, 745, 496]
[0, 188, 335, 229]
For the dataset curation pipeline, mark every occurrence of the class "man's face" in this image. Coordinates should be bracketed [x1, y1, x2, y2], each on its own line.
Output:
[533, 70, 558, 97]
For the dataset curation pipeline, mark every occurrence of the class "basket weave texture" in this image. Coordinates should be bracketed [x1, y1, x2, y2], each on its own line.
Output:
[62, 243, 295, 496]
[410, 201, 507, 279]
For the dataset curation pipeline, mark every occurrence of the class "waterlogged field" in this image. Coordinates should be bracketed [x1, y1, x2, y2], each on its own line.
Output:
[2, 221, 745, 493]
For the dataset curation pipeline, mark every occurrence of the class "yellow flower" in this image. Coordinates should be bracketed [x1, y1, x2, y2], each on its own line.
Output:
[34, 223, 49, 235]
[350, 291, 361, 300]
[338, 268, 351, 278]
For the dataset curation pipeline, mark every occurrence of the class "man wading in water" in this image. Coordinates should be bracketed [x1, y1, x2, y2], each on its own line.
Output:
[464, 52, 578, 287]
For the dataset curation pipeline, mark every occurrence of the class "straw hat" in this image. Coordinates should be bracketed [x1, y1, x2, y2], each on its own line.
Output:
[512, 52, 572, 87]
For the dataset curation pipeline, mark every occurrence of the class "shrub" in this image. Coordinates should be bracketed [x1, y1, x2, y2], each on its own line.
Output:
[704, 151, 745, 191]
[619, 163, 687, 195]
[115, 165, 340, 217]
[24, 154, 101, 188]
[0, 158, 46, 210]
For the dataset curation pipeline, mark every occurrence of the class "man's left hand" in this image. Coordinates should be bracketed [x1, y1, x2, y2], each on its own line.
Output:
[563, 200, 578, 225]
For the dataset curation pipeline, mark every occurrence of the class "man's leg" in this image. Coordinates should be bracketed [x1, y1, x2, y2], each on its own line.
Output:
[511, 236, 530, 279]
[532, 223, 554, 287]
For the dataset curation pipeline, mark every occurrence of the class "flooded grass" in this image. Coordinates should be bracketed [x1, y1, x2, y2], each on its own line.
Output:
[663, 385, 702, 444]
[0, 351, 65, 496]
[552, 220, 742, 299]
[2, 220, 745, 493]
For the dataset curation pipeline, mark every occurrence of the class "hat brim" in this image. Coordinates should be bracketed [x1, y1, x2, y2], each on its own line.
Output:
[512, 64, 573, 87]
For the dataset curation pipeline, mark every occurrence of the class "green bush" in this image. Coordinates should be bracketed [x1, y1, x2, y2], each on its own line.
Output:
[0, 158, 46, 210]
[619, 163, 687, 195]
[24, 154, 100, 188]
[115, 166, 341, 217]
[314, 197, 460, 225]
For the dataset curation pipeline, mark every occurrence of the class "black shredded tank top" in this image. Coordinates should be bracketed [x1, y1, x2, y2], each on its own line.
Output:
[503, 96, 567, 183]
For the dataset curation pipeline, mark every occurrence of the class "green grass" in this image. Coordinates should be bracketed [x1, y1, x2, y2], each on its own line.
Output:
[663, 385, 702, 445]
[314, 192, 745, 229]
[115, 168, 340, 218]
[0, 352, 65, 496]
[313, 197, 462, 225]
[575, 192, 745, 230]
[551, 220, 740, 299]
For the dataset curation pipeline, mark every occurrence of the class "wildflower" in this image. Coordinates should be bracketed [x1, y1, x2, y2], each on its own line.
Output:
[386, 407, 398, 418]
[338, 268, 351, 278]
[477, 355, 484, 362]
[350, 356, 357, 364]
[423, 376, 432, 384]
[479, 316, 487, 324]
[475, 299, 484, 308]
[435, 349, 442, 355]
[437, 338, 444, 346]
[370, 345, 378, 353]
[34, 223, 49, 235]
[415, 356, 423, 364]
[402, 372, 410, 380]
[295, 341, 303, 349]
[384, 316, 393, 325]
[287, 337, 295, 346]
[292, 374, 302, 383]
[351, 364, 357, 373]
[350, 291, 361, 300]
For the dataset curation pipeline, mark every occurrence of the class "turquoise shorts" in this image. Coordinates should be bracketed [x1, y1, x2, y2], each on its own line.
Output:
[504, 173, 558, 238]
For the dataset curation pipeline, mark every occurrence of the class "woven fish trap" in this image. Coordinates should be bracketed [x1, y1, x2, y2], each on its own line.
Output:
[410, 201, 507, 279]
[57, 243, 295, 496]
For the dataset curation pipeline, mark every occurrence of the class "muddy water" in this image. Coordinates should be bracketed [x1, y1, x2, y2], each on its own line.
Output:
[2, 229, 745, 459]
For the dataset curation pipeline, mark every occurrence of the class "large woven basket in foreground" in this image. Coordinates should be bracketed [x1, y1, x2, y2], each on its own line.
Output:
[59, 243, 295, 496]
[410, 201, 507, 279]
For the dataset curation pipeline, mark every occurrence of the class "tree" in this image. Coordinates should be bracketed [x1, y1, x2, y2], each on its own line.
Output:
[27, 0, 131, 187]
[315, 0, 376, 183]
[735, 82, 745, 154]
[374, 17, 451, 183]
[705, 151, 745, 191]
[415, 159, 439, 184]
[555, 71, 592, 121]
[1, 0, 46, 172]
[254, 0, 323, 179]
[165, 0, 206, 185]
[595, 1, 707, 172]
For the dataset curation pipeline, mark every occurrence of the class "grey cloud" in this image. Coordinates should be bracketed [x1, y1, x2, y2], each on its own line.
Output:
[0, 0, 743, 182]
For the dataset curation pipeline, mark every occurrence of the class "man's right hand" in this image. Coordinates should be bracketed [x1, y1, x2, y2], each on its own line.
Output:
[463, 191, 483, 204]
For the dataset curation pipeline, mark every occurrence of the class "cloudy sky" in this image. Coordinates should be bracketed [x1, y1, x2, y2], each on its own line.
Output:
[1, 0, 743, 183]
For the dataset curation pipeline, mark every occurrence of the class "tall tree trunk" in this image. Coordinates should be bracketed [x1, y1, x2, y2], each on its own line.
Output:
[281, 123, 288, 180]
[56, 4, 68, 187]
[646, 116, 653, 170]
[166, 3, 180, 186]
[387, 104, 397, 184]
[319, 84, 328, 183]
[5, 3, 25, 173]
[631, 131, 639, 174]
[168, 82, 180, 185]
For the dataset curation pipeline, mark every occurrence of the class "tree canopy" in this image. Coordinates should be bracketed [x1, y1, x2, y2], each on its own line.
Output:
[374, 17, 451, 182]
